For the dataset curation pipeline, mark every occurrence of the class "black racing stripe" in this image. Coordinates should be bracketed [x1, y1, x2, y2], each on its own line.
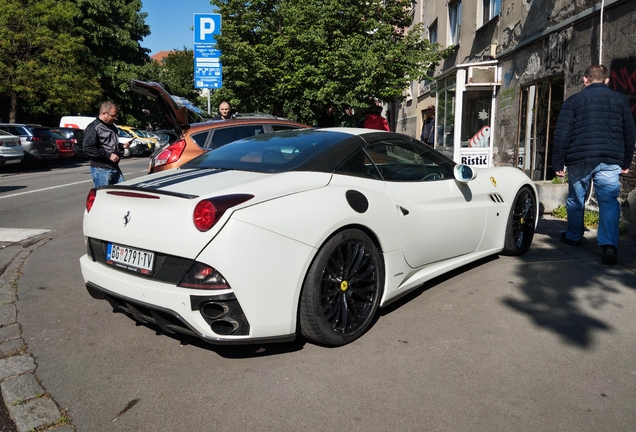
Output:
[130, 168, 226, 190]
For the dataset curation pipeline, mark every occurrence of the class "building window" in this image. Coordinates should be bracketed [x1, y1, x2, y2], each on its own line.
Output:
[429, 21, 438, 44]
[482, 0, 501, 25]
[449, 1, 462, 45]
[436, 75, 457, 150]
[460, 90, 492, 148]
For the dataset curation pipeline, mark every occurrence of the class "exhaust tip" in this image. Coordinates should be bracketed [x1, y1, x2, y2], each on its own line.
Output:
[200, 302, 229, 320]
[211, 319, 239, 335]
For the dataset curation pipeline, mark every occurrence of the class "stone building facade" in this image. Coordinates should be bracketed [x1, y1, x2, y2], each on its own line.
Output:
[395, 0, 636, 223]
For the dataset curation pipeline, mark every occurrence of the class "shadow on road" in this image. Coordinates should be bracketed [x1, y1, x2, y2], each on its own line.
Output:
[501, 216, 636, 349]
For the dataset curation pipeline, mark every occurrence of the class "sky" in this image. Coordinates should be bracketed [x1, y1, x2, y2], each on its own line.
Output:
[141, 0, 216, 55]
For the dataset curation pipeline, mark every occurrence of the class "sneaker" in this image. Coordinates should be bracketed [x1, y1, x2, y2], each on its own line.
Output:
[561, 232, 581, 247]
[602, 245, 617, 265]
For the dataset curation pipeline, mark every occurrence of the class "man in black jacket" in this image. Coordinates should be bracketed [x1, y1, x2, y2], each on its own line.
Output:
[552, 64, 636, 264]
[83, 101, 130, 188]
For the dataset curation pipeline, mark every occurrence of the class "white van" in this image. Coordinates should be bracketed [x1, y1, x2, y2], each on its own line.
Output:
[59, 116, 95, 130]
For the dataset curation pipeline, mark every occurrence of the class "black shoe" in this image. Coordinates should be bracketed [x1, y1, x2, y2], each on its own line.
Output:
[561, 232, 581, 247]
[602, 245, 617, 265]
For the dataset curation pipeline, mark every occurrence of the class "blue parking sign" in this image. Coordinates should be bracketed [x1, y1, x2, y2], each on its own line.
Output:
[193, 13, 221, 44]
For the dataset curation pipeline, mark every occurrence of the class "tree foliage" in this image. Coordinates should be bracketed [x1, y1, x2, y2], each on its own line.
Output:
[211, 0, 453, 123]
[73, 0, 151, 124]
[0, 0, 100, 122]
[153, 49, 200, 102]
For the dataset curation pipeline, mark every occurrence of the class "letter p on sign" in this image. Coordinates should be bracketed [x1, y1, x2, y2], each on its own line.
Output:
[200, 18, 214, 40]
[194, 13, 221, 44]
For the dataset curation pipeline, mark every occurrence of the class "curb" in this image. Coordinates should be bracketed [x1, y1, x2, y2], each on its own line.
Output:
[0, 241, 74, 432]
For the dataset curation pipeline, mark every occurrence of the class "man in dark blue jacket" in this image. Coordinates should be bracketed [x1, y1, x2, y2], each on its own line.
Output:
[552, 64, 636, 265]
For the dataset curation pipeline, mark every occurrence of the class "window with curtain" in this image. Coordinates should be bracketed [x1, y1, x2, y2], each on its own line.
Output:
[449, 1, 462, 45]
[482, 0, 501, 25]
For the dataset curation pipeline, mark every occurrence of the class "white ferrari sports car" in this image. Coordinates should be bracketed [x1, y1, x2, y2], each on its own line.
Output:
[80, 127, 538, 347]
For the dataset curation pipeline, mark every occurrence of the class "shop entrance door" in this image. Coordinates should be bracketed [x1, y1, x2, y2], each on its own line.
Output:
[516, 76, 564, 180]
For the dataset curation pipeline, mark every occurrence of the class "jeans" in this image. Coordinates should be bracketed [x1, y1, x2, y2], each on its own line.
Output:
[566, 162, 621, 247]
[90, 166, 125, 188]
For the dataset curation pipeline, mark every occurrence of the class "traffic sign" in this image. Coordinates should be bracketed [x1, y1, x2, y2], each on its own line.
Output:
[194, 46, 222, 89]
[194, 13, 222, 89]
[193, 13, 221, 44]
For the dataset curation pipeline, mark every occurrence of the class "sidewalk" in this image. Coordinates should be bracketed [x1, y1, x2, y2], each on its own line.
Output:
[538, 214, 636, 273]
[0, 237, 74, 432]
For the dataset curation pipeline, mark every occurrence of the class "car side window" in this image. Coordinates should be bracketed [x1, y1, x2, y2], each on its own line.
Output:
[191, 131, 210, 148]
[208, 125, 265, 150]
[8, 126, 24, 135]
[334, 149, 382, 180]
[365, 138, 454, 182]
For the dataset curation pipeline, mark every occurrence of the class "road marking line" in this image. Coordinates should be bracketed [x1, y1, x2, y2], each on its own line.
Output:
[0, 170, 145, 200]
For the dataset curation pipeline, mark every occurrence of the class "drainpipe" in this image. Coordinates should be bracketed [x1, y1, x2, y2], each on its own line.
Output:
[599, 0, 605, 64]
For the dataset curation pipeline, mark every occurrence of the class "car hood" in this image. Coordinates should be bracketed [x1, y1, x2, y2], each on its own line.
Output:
[130, 79, 204, 134]
[84, 170, 332, 259]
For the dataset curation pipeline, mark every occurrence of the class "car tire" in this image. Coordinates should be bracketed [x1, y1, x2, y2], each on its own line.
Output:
[299, 229, 383, 346]
[502, 185, 536, 256]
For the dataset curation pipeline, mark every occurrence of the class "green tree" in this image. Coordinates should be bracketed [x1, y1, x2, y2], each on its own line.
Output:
[0, 0, 100, 122]
[74, 0, 151, 125]
[211, 0, 453, 123]
[154, 48, 200, 102]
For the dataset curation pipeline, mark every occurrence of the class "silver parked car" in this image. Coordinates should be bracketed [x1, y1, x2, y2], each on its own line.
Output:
[0, 129, 24, 165]
[0, 123, 58, 162]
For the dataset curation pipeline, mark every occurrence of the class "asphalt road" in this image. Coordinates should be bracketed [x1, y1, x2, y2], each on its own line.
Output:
[1, 159, 636, 431]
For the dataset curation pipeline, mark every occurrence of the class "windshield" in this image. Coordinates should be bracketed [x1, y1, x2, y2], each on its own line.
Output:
[182, 129, 347, 173]
[117, 128, 132, 138]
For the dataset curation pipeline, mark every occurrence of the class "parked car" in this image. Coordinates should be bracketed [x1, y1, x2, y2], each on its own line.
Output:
[0, 124, 58, 162]
[80, 127, 538, 347]
[117, 125, 157, 151]
[51, 129, 75, 159]
[51, 127, 85, 159]
[129, 80, 311, 173]
[149, 129, 178, 151]
[116, 126, 151, 157]
[0, 129, 24, 166]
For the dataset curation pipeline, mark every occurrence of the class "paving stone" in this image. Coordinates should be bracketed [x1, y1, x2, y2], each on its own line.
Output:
[0, 287, 17, 305]
[0, 338, 24, 358]
[0, 355, 35, 380]
[1, 373, 44, 405]
[0, 323, 20, 342]
[9, 397, 61, 432]
[0, 304, 16, 327]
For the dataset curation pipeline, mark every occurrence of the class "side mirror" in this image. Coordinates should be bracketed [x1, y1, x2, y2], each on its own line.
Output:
[454, 164, 477, 183]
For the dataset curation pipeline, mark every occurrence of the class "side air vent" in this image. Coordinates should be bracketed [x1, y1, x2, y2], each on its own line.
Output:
[489, 193, 505, 204]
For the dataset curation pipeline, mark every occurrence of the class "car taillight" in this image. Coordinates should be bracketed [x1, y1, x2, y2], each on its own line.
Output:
[178, 262, 230, 289]
[192, 194, 254, 232]
[154, 139, 186, 167]
[86, 189, 97, 212]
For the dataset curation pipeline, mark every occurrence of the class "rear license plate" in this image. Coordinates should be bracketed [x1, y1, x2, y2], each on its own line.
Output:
[45, 146, 54, 151]
[106, 243, 155, 275]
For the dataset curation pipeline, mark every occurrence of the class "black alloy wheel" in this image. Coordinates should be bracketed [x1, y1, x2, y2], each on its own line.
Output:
[300, 229, 383, 346]
[502, 186, 537, 256]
